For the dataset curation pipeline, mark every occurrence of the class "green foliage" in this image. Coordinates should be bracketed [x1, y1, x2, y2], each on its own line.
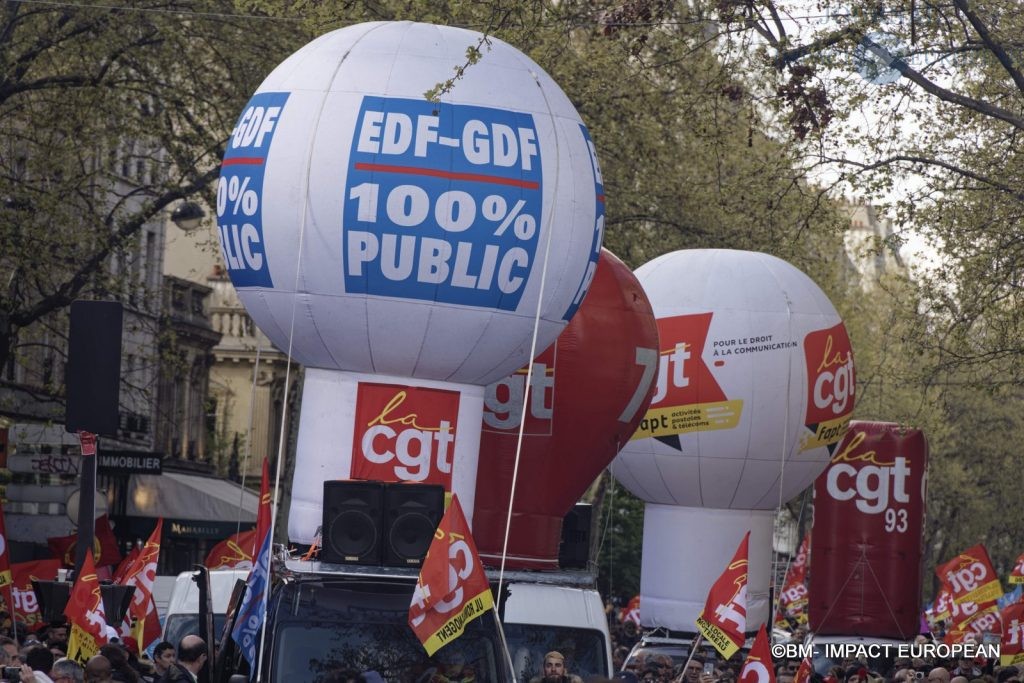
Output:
[0, 1, 307, 375]
[595, 478, 646, 602]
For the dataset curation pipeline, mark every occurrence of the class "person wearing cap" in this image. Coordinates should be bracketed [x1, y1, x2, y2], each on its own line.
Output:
[528, 651, 583, 683]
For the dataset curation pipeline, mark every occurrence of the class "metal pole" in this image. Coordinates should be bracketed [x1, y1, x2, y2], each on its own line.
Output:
[74, 439, 97, 575]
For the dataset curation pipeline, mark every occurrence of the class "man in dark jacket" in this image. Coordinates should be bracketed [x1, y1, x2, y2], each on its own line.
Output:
[157, 637, 206, 683]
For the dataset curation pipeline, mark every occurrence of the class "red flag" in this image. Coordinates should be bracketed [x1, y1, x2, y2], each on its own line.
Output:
[620, 595, 641, 626]
[408, 496, 494, 656]
[48, 514, 122, 568]
[0, 503, 13, 589]
[793, 658, 813, 683]
[113, 545, 141, 584]
[1009, 553, 1024, 586]
[1000, 602, 1024, 665]
[740, 626, 776, 683]
[204, 530, 258, 570]
[117, 519, 163, 653]
[937, 544, 1004, 606]
[0, 559, 61, 631]
[64, 553, 109, 665]
[776, 535, 810, 627]
[696, 531, 749, 659]
[255, 458, 271, 545]
[206, 459, 270, 570]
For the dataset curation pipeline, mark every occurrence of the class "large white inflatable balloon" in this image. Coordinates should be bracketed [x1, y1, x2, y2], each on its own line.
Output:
[614, 249, 855, 509]
[612, 249, 855, 632]
[217, 21, 604, 386]
[214, 22, 605, 544]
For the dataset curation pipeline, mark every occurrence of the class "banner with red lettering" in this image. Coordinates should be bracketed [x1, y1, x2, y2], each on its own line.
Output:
[409, 496, 493, 656]
[352, 383, 460, 489]
[810, 422, 927, 638]
[0, 559, 60, 630]
[48, 514, 122, 568]
[64, 553, 109, 665]
[696, 531, 748, 660]
[117, 519, 163, 654]
[937, 544, 1003, 607]
[739, 626, 776, 683]
[1008, 553, 1024, 586]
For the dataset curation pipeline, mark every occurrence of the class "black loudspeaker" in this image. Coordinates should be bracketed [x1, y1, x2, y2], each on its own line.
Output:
[558, 503, 592, 569]
[321, 481, 385, 565]
[100, 584, 135, 626]
[384, 484, 445, 568]
[31, 581, 72, 623]
[65, 301, 123, 436]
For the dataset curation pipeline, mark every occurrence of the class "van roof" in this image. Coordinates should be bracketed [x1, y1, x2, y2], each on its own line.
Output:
[165, 569, 250, 616]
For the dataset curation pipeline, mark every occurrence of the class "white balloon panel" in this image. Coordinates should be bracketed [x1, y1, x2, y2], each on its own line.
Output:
[613, 249, 855, 509]
[288, 368, 484, 545]
[217, 22, 605, 386]
[639, 505, 772, 631]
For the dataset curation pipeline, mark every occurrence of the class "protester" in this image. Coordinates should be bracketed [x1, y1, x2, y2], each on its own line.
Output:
[156, 636, 206, 683]
[19, 644, 55, 683]
[50, 658, 84, 683]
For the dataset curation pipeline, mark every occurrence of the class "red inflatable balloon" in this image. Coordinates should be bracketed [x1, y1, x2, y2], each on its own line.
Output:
[473, 249, 659, 569]
[809, 421, 928, 638]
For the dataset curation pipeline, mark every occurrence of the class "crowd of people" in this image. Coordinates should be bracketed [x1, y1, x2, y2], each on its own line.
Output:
[597, 615, 1019, 683]
[0, 623, 207, 683]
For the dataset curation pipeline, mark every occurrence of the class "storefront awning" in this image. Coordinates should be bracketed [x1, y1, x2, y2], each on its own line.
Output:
[126, 471, 257, 523]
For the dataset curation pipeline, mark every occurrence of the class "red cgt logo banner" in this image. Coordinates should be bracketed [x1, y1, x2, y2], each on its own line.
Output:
[938, 544, 1004, 607]
[352, 383, 460, 488]
[801, 323, 855, 452]
[408, 496, 493, 656]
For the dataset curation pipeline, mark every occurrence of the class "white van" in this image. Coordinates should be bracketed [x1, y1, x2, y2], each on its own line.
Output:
[501, 581, 613, 681]
[161, 569, 249, 647]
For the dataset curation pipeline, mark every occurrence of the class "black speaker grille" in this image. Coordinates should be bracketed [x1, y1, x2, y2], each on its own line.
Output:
[388, 512, 436, 563]
[321, 481, 384, 565]
[327, 510, 377, 559]
[383, 484, 444, 567]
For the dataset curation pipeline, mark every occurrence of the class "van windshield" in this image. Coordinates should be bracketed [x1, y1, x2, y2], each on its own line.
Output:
[502, 624, 608, 681]
[269, 578, 512, 683]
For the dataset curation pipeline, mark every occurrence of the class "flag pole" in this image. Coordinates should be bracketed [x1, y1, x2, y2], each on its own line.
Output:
[674, 634, 704, 683]
[7, 584, 15, 644]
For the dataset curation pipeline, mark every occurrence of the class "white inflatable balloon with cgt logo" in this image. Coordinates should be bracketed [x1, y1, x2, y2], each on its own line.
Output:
[214, 22, 605, 544]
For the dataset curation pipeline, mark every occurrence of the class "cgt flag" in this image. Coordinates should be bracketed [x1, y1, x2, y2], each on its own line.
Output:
[1010, 553, 1024, 586]
[206, 459, 269, 570]
[739, 626, 776, 683]
[937, 544, 1003, 607]
[409, 496, 494, 656]
[64, 553, 110, 665]
[696, 531, 749, 660]
[1001, 602, 1024, 665]
[117, 519, 163, 654]
[776, 534, 810, 628]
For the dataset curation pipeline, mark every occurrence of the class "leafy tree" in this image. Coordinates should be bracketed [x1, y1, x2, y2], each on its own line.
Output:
[0, 1, 305, 407]
[708, 0, 1024, 380]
